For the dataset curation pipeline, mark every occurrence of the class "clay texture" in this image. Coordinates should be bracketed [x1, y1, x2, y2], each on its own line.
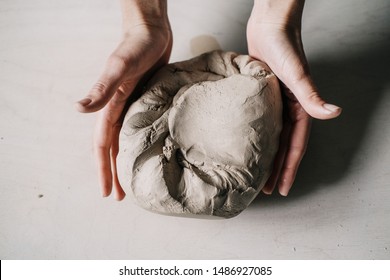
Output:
[117, 51, 282, 218]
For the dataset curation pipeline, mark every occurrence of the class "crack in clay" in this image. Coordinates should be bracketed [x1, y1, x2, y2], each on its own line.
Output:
[117, 51, 282, 218]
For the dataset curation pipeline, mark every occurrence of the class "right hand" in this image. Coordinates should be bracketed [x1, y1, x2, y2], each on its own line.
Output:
[75, 22, 172, 200]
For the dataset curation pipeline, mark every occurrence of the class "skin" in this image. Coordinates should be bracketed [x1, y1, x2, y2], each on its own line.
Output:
[75, 0, 172, 200]
[75, 0, 341, 200]
[247, 0, 341, 195]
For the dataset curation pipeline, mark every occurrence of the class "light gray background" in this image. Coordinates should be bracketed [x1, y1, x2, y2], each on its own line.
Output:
[0, 0, 389, 259]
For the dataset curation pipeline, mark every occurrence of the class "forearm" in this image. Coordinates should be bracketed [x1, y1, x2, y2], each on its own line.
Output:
[251, 0, 305, 28]
[120, 0, 169, 31]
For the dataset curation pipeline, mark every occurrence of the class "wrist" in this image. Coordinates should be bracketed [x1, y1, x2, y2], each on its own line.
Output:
[121, 0, 169, 32]
[251, 0, 305, 29]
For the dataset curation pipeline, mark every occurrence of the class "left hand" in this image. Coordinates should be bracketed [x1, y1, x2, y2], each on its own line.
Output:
[247, 0, 342, 196]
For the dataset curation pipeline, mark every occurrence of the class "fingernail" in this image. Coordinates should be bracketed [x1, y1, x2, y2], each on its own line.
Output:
[323, 103, 341, 114]
[77, 98, 92, 107]
[262, 189, 273, 195]
[279, 190, 289, 197]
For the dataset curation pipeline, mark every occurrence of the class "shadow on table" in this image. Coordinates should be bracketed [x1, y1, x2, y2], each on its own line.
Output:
[251, 36, 390, 207]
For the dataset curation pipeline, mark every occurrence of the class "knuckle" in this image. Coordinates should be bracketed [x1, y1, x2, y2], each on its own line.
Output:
[288, 148, 306, 163]
[107, 52, 134, 75]
[306, 91, 322, 103]
[284, 147, 306, 169]
[278, 176, 291, 187]
[112, 87, 129, 104]
[91, 82, 107, 96]
[93, 144, 108, 156]
[288, 62, 309, 85]
[108, 53, 127, 68]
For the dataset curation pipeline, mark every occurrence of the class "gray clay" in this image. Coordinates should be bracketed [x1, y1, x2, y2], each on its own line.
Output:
[117, 51, 282, 218]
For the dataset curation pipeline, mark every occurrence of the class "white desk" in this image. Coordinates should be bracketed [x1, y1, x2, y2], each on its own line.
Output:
[1, 0, 389, 259]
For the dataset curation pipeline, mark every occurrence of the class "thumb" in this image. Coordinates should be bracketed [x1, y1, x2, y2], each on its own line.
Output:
[75, 55, 128, 113]
[284, 71, 342, 120]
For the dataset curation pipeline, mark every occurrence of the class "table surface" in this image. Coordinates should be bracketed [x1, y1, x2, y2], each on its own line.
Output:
[1, 0, 389, 259]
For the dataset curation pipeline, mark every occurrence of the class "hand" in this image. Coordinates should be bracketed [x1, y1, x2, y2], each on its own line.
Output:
[247, 0, 341, 196]
[75, 0, 172, 200]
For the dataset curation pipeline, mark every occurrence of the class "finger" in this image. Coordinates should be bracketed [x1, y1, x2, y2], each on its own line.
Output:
[277, 114, 311, 196]
[93, 81, 139, 197]
[96, 146, 113, 197]
[278, 54, 342, 120]
[289, 76, 341, 120]
[111, 123, 126, 201]
[92, 55, 168, 198]
[262, 121, 291, 195]
[94, 114, 114, 197]
[75, 54, 130, 113]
